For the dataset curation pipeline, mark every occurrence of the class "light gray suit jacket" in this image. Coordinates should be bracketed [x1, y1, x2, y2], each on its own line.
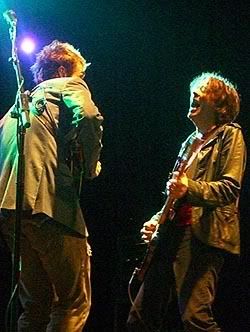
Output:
[0, 77, 103, 236]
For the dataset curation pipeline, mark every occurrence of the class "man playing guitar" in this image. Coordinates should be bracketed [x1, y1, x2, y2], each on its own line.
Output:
[127, 72, 246, 332]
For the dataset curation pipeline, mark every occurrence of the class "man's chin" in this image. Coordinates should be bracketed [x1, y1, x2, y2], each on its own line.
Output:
[187, 113, 199, 126]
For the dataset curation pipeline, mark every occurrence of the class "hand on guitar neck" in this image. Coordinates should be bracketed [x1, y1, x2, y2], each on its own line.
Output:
[166, 171, 188, 199]
[140, 171, 188, 243]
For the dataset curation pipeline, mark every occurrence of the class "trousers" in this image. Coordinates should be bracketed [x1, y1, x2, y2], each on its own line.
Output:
[127, 224, 225, 332]
[0, 211, 91, 332]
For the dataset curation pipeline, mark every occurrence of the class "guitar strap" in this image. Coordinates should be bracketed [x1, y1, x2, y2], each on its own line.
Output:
[180, 125, 221, 174]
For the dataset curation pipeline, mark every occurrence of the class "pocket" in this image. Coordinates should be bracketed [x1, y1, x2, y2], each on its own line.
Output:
[215, 205, 237, 224]
[22, 218, 62, 256]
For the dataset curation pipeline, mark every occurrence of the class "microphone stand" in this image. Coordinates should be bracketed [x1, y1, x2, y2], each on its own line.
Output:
[5, 13, 30, 332]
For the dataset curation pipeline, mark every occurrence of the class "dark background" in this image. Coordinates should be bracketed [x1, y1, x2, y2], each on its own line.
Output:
[0, 0, 249, 331]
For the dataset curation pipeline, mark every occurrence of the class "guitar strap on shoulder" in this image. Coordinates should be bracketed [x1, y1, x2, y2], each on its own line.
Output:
[177, 125, 222, 175]
[171, 132, 203, 178]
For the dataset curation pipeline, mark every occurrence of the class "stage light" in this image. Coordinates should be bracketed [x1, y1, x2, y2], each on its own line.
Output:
[20, 37, 36, 54]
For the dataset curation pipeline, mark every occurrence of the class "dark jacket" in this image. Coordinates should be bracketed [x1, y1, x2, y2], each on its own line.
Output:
[151, 123, 246, 254]
[0, 77, 103, 236]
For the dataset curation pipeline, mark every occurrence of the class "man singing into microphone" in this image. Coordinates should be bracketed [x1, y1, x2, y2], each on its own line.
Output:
[0, 40, 103, 331]
[127, 72, 246, 331]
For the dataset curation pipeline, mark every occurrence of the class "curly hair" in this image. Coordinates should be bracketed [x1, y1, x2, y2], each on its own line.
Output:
[31, 40, 89, 84]
[190, 72, 240, 124]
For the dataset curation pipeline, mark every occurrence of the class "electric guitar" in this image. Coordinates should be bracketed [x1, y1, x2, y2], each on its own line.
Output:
[134, 133, 203, 282]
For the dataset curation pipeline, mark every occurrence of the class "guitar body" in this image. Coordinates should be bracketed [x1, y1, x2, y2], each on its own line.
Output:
[135, 221, 171, 281]
[135, 230, 160, 282]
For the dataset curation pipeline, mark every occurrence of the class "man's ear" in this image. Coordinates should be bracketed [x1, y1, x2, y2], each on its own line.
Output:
[57, 66, 67, 77]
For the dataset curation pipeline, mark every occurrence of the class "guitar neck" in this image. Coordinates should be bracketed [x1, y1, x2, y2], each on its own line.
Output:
[157, 159, 188, 225]
[156, 133, 205, 227]
[157, 194, 176, 225]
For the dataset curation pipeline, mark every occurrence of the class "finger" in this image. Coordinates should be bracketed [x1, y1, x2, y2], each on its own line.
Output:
[143, 222, 156, 229]
[141, 235, 150, 243]
[140, 229, 153, 235]
[172, 171, 179, 179]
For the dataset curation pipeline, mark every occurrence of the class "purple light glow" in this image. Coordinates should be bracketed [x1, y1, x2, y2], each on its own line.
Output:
[20, 37, 36, 54]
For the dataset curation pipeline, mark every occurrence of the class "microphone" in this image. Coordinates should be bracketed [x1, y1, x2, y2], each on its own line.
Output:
[3, 10, 17, 26]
